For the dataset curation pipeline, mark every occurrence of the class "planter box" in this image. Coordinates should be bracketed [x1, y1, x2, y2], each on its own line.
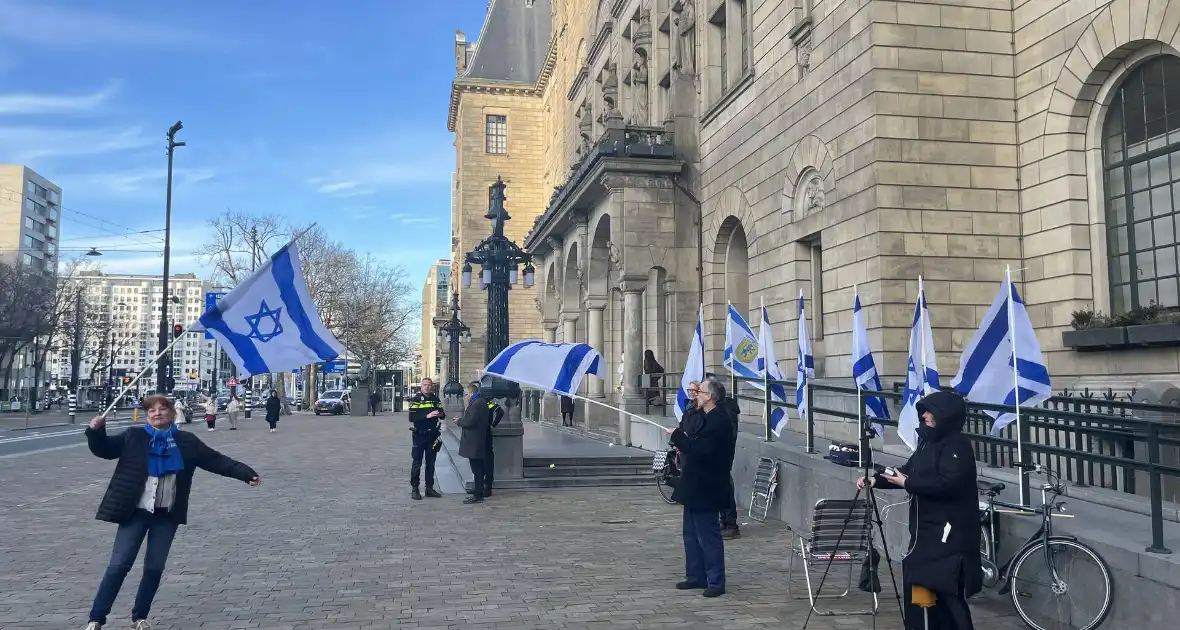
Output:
[1126, 323, 1180, 346]
[1062, 327, 1128, 351]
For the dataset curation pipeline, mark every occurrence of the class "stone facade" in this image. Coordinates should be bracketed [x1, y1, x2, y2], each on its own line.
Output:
[447, 7, 552, 385]
[417, 260, 449, 381]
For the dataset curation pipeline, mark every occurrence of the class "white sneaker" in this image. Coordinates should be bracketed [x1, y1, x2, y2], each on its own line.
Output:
[270, 428, 275, 433]
[131, 620, 153, 630]
[208, 428, 216, 432]
[84, 622, 101, 630]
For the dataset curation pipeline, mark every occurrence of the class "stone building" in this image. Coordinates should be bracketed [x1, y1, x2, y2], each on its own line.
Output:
[417, 259, 450, 381]
[448, 0, 552, 383]
[513, 0, 1180, 444]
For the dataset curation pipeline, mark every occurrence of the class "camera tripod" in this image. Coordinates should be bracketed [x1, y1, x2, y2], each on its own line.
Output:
[800, 421, 905, 630]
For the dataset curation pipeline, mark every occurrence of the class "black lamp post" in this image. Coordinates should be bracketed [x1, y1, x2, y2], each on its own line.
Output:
[436, 291, 471, 399]
[461, 177, 535, 400]
[156, 120, 184, 394]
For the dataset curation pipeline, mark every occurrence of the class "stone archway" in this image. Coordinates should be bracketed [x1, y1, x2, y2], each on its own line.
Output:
[586, 215, 614, 398]
[561, 242, 582, 346]
[702, 186, 758, 365]
[717, 218, 751, 320]
[542, 258, 561, 341]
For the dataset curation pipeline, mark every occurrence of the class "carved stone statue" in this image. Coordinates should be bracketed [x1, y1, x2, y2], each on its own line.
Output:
[803, 175, 825, 215]
[578, 100, 594, 156]
[607, 240, 623, 274]
[576, 258, 587, 297]
[631, 50, 649, 126]
[602, 63, 623, 123]
[799, 39, 813, 74]
[533, 295, 543, 314]
[674, 0, 697, 73]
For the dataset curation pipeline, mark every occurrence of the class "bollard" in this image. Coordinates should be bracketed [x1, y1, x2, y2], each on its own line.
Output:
[133, 408, 139, 424]
[68, 393, 77, 424]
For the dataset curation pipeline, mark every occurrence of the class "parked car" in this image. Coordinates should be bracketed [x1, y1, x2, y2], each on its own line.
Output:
[314, 390, 350, 416]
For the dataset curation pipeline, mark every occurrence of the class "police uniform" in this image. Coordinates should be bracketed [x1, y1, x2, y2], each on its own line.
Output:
[483, 400, 505, 494]
[408, 392, 446, 497]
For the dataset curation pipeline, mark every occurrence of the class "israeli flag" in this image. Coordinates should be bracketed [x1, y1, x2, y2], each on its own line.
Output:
[952, 272, 1052, 435]
[484, 340, 605, 397]
[898, 279, 939, 451]
[723, 303, 761, 383]
[851, 287, 888, 438]
[757, 301, 790, 436]
[675, 305, 706, 422]
[796, 291, 814, 424]
[193, 241, 344, 378]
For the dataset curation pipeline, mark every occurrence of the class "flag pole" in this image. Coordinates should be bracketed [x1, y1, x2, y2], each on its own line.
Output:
[918, 275, 929, 395]
[1006, 265, 1028, 506]
[854, 285, 864, 467]
[484, 373, 672, 433]
[726, 300, 736, 398]
[97, 331, 191, 420]
[761, 297, 771, 441]
[800, 289, 813, 453]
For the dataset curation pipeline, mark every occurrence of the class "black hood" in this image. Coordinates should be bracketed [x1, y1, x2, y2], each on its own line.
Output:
[915, 390, 967, 441]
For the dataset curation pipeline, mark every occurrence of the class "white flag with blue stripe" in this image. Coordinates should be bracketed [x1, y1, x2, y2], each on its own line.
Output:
[952, 272, 1052, 435]
[898, 279, 939, 451]
[484, 340, 606, 397]
[194, 240, 344, 378]
[796, 291, 814, 423]
[851, 287, 888, 438]
[757, 301, 789, 436]
[723, 303, 761, 384]
[675, 305, 706, 422]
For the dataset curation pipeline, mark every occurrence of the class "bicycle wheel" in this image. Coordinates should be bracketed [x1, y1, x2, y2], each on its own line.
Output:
[655, 469, 677, 504]
[1008, 537, 1113, 630]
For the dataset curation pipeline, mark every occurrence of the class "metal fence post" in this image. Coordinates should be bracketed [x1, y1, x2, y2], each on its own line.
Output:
[1145, 423, 1172, 554]
[1018, 411, 1031, 507]
[804, 382, 815, 454]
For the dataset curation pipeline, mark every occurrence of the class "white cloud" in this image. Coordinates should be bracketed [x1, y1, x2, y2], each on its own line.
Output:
[58, 167, 216, 197]
[0, 125, 153, 163]
[315, 181, 358, 194]
[0, 81, 121, 115]
[0, 0, 226, 50]
[401, 217, 439, 225]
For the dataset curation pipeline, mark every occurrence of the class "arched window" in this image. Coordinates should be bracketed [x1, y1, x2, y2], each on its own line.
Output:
[1104, 56, 1180, 313]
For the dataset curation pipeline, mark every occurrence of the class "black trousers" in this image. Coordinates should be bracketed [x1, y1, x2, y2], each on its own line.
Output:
[903, 582, 975, 630]
[561, 412, 573, 426]
[468, 458, 486, 498]
[410, 434, 438, 489]
[720, 475, 738, 528]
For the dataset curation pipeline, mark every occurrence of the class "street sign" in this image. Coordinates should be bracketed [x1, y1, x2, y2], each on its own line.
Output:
[321, 360, 346, 374]
[226, 376, 240, 386]
[204, 291, 228, 339]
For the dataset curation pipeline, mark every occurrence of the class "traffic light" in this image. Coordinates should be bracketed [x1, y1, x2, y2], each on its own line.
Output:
[122, 377, 131, 385]
[172, 324, 184, 339]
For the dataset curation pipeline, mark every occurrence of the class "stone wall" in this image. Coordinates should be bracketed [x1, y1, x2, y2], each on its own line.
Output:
[453, 89, 545, 383]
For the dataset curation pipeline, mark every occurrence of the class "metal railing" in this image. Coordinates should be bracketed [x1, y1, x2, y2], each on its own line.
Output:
[640, 371, 1180, 554]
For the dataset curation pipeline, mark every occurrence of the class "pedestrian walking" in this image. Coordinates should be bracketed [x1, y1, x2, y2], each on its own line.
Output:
[265, 390, 280, 432]
[560, 395, 574, 426]
[860, 390, 981, 629]
[407, 378, 445, 500]
[369, 390, 381, 416]
[456, 381, 492, 504]
[671, 377, 736, 598]
[203, 397, 217, 431]
[226, 396, 241, 430]
[83, 395, 260, 630]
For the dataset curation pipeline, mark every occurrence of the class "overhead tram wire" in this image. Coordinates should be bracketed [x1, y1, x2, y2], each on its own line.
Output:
[0, 185, 167, 250]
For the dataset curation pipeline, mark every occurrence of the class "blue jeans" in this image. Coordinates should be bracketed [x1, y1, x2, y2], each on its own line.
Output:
[89, 509, 179, 624]
[683, 508, 726, 589]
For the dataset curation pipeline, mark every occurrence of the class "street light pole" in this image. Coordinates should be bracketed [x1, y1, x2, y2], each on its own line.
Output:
[461, 177, 535, 400]
[436, 292, 470, 400]
[156, 120, 184, 394]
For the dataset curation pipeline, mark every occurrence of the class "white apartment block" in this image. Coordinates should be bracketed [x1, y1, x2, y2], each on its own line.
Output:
[52, 272, 218, 391]
[0, 164, 61, 274]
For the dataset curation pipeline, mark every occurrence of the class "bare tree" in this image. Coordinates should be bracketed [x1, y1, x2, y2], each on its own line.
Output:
[195, 208, 287, 285]
[334, 254, 419, 375]
[32, 258, 101, 405]
[0, 261, 55, 399]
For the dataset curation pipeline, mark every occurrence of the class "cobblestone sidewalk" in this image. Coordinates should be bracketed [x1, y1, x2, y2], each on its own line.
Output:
[0, 414, 1024, 629]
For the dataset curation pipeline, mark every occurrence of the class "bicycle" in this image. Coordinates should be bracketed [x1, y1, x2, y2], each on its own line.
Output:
[977, 460, 1113, 630]
[652, 439, 680, 504]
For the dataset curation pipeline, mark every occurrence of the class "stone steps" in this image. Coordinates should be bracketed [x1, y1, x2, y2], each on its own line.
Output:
[523, 464, 653, 478]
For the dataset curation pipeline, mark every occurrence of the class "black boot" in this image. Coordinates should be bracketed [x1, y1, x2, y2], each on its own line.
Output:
[412, 488, 422, 500]
[425, 488, 442, 498]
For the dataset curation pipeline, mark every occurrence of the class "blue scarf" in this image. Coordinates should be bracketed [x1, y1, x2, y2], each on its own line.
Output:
[144, 424, 185, 478]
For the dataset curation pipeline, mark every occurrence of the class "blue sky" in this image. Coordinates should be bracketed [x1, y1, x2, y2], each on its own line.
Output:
[0, 0, 486, 287]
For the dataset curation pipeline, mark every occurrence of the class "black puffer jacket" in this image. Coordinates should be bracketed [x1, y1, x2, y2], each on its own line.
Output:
[87, 425, 257, 525]
[875, 391, 982, 597]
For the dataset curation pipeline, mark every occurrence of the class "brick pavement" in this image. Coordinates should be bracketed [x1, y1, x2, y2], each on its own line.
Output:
[0, 413, 1025, 629]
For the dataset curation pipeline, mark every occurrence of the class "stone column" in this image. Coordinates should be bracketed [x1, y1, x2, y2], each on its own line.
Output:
[562, 313, 578, 345]
[587, 300, 606, 397]
[620, 280, 646, 443]
[543, 320, 558, 343]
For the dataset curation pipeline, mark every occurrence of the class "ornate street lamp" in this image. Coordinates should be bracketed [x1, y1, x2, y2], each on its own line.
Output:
[461, 177, 535, 399]
[436, 291, 471, 399]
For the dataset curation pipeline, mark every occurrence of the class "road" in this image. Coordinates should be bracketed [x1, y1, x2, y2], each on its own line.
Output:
[0, 418, 142, 458]
[0, 412, 1023, 629]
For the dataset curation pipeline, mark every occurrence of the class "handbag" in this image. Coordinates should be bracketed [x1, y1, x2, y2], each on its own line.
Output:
[826, 441, 870, 468]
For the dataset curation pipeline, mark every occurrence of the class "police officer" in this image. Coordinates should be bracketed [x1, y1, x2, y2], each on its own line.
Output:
[408, 377, 445, 500]
[481, 398, 505, 497]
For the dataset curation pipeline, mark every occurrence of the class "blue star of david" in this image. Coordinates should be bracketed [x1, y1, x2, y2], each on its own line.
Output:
[244, 300, 284, 343]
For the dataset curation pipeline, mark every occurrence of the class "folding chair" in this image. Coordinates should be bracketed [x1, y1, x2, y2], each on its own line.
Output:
[786, 498, 879, 617]
[747, 457, 779, 523]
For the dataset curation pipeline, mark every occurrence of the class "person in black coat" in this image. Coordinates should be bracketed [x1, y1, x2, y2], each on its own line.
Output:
[264, 390, 281, 432]
[560, 395, 575, 426]
[84, 394, 260, 630]
[455, 382, 492, 504]
[859, 390, 981, 630]
[718, 394, 741, 538]
[670, 378, 736, 598]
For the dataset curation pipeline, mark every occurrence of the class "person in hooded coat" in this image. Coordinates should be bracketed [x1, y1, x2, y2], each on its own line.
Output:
[718, 393, 741, 538]
[860, 390, 981, 630]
